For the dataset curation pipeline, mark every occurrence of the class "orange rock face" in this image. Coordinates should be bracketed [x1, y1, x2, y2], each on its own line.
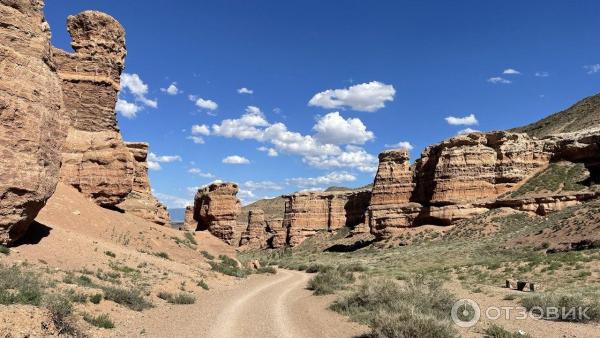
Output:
[0, 0, 69, 244]
[191, 183, 241, 244]
[54, 11, 135, 207]
[283, 190, 370, 247]
[239, 209, 268, 248]
[116, 143, 170, 226]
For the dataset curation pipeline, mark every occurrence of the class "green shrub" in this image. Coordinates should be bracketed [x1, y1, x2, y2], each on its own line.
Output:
[0, 245, 9, 255]
[197, 279, 209, 290]
[158, 291, 196, 304]
[201, 251, 215, 260]
[521, 293, 600, 322]
[209, 256, 248, 278]
[255, 266, 277, 274]
[484, 324, 532, 338]
[104, 251, 116, 258]
[83, 313, 115, 329]
[184, 232, 198, 245]
[307, 268, 355, 295]
[371, 309, 457, 338]
[153, 252, 170, 260]
[305, 263, 333, 273]
[66, 289, 88, 303]
[101, 286, 153, 311]
[0, 265, 44, 306]
[90, 293, 103, 304]
[338, 262, 368, 272]
[44, 294, 76, 335]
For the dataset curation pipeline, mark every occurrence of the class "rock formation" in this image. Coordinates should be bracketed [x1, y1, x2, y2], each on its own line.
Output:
[283, 190, 370, 246]
[267, 218, 287, 248]
[182, 205, 195, 232]
[190, 183, 241, 244]
[116, 143, 170, 225]
[53, 11, 135, 207]
[0, 0, 69, 244]
[239, 209, 268, 248]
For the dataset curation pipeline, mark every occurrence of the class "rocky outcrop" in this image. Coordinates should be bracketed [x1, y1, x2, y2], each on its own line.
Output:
[182, 205, 195, 232]
[267, 218, 287, 248]
[0, 0, 69, 244]
[283, 190, 370, 246]
[116, 143, 170, 225]
[239, 209, 268, 248]
[190, 183, 241, 244]
[54, 11, 135, 207]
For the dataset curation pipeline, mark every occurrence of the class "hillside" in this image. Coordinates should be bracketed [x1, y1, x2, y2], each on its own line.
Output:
[511, 92, 600, 137]
[238, 196, 287, 224]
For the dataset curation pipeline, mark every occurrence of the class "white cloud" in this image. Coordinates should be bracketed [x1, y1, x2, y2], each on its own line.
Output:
[287, 171, 357, 188]
[211, 109, 269, 140]
[147, 152, 182, 170]
[242, 180, 283, 190]
[503, 68, 521, 75]
[487, 77, 511, 84]
[187, 136, 205, 144]
[584, 64, 600, 74]
[308, 81, 395, 112]
[245, 106, 262, 115]
[258, 146, 278, 157]
[120, 73, 158, 108]
[154, 192, 190, 208]
[457, 128, 481, 135]
[384, 141, 413, 150]
[115, 99, 140, 119]
[534, 71, 549, 77]
[222, 155, 250, 164]
[313, 112, 374, 145]
[161, 82, 180, 95]
[189, 95, 218, 110]
[188, 168, 215, 178]
[238, 87, 254, 94]
[191, 124, 210, 136]
[445, 114, 478, 126]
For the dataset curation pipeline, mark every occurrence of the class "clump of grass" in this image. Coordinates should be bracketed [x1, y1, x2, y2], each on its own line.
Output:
[305, 263, 333, 273]
[201, 251, 215, 260]
[520, 293, 600, 322]
[0, 265, 44, 306]
[209, 255, 248, 278]
[255, 266, 277, 274]
[197, 280, 209, 290]
[158, 291, 196, 304]
[153, 252, 170, 260]
[83, 313, 115, 329]
[184, 232, 198, 245]
[100, 285, 153, 311]
[331, 275, 457, 337]
[484, 324, 532, 338]
[90, 293, 102, 304]
[104, 251, 116, 258]
[0, 245, 9, 255]
[44, 294, 77, 335]
[307, 268, 355, 295]
[66, 289, 88, 303]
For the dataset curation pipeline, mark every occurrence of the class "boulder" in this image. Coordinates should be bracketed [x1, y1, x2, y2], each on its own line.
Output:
[191, 182, 241, 244]
[116, 142, 170, 225]
[0, 0, 69, 244]
[54, 11, 135, 207]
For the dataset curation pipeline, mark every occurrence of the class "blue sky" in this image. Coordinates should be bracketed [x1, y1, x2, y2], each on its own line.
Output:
[45, 1, 600, 208]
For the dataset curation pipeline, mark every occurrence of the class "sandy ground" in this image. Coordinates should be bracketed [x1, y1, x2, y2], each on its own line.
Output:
[119, 269, 368, 338]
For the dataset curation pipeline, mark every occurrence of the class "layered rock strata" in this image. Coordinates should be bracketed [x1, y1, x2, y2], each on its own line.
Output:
[0, 0, 69, 244]
[54, 11, 135, 207]
[239, 209, 268, 248]
[116, 143, 170, 225]
[190, 183, 241, 244]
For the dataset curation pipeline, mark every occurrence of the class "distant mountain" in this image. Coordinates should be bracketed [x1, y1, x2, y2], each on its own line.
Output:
[238, 196, 286, 224]
[168, 208, 186, 223]
[511, 92, 600, 138]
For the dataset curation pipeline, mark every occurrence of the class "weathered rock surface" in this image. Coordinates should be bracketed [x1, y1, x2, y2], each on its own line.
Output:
[0, 0, 69, 244]
[116, 143, 170, 225]
[239, 209, 268, 248]
[54, 11, 135, 207]
[182, 205, 195, 232]
[191, 183, 241, 244]
[267, 218, 287, 248]
[283, 190, 370, 246]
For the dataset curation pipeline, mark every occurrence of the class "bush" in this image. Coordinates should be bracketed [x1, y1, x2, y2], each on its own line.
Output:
[0, 265, 44, 306]
[184, 232, 198, 245]
[104, 251, 116, 258]
[305, 263, 333, 273]
[331, 276, 457, 337]
[520, 293, 600, 322]
[484, 324, 533, 338]
[307, 268, 355, 295]
[197, 280, 209, 290]
[153, 252, 170, 260]
[338, 262, 368, 272]
[255, 266, 277, 274]
[209, 256, 248, 278]
[158, 291, 196, 304]
[90, 293, 102, 304]
[101, 286, 153, 311]
[83, 313, 115, 329]
[0, 245, 9, 255]
[201, 251, 215, 260]
[44, 294, 76, 335]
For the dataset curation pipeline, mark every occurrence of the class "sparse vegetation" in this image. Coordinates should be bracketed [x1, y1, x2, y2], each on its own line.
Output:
[484, 324, 533, 338]
[0, 265, 44, 306]
[100, 285, 153, 311]
[209, 255, 249, 278]
[197, 279, 209, 290]
[508, 162, 589, 198]
[520, 293, 600, 322]
[201, 250, 215, 260]
[153, 251, 170, 260]
[90, 293, 103, 304]
[158, 291, 196, 304]
[104, 250, 116, 258]
[83, 313, 115, 329]
[0, 245, 9, 255]
[44, 294, 77, 335]
[307, 267, 355, 295]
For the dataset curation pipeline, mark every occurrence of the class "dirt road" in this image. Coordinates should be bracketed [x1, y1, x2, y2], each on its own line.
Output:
[123, 269, 368, 338]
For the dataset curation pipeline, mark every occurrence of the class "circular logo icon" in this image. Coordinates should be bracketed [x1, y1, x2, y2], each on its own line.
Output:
[451, 298, 481, 328]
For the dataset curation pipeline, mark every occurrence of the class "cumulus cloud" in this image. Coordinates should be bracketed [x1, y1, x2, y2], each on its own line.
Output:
[384, 141, 413, 150]
[209, 109, 377, 172]
[161, 82, 180, 95]
[147, 152, 182, 170]
[188, 167, 215, 178]
[286, 171, 357, 188]
[191, 124, 210, 136]
[189, 95, 218, 110]
[313, 112, 374, 145]
[120, 73, 158, 108]
[258, 146, 278, 157]
[241, 180, 283, 190]
[187, 136, 205, 144]
[238, 87, 254, 94]
[487, 77, 511, 84]
[308, 81, 395, 112]
[584, 64, 600, 74]
[222, 155, 250, 164]
[457, 128, 481, 135]
[445, 114, 478, 126]
[115, 99, 140, 119]
[503, 68, 521, 75]
[534, 71, 549, 77]
[153, 192, 190, 208]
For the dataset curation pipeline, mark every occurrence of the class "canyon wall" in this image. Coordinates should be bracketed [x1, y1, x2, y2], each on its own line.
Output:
[116, 142, 170, 225]
[0, 0, 69, 244]
[239, 209, 269, 249]
[54, 11, 135, 207]
[190, 182, 241, 244]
